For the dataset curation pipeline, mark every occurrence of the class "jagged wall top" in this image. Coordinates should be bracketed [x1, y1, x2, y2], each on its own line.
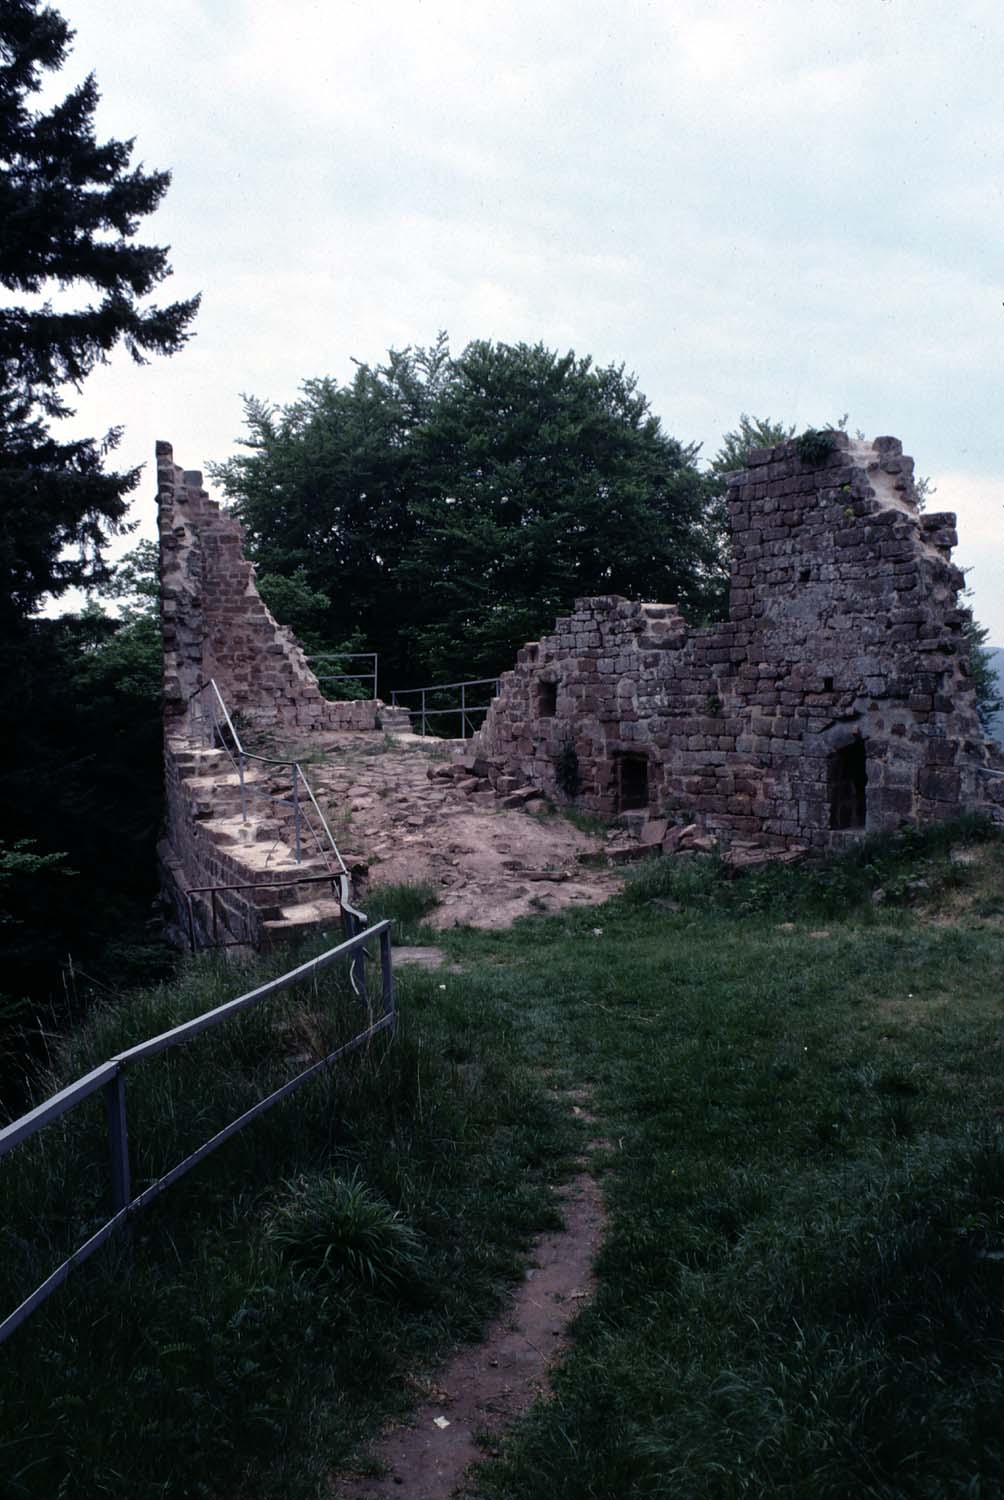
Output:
[156, 441, 376, 731]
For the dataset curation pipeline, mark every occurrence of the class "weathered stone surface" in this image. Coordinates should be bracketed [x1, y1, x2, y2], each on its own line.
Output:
[157, 442, 390, 735]
[472, 434, 1003, 849]
[156, 442, 405, 949]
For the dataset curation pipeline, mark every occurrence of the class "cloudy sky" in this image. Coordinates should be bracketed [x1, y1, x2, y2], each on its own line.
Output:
[47, 0, 1004, 639]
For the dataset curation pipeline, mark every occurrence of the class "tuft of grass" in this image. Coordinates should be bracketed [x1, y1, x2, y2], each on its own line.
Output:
[560, 806, 609, 838]
[363, 880, 441, 944]
[265, 1167, 426, 1293]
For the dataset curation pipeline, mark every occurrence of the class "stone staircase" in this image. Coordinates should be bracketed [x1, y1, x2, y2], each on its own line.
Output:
[164, 739, 354, 949]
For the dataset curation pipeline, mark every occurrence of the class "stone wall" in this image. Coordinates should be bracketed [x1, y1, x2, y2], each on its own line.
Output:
[156, 441, 404, 948]
[474, 433, 1004, 849]
[157, 440, 384, 732]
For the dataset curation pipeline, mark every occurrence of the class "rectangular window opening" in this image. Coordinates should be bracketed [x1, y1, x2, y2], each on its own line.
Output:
[537, 680, 558, 719]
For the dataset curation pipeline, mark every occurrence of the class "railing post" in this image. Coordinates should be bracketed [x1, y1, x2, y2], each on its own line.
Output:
[379, 926, 395, 1032]
[212, 888, 219, 947]
[292, 766, 302, 863]
[461, 682, 466, 739]
[104, 1070, 131, 1218]
[238, 750, 247, 822]
[187, 893, 197, 953]
[421, 689, 427, 737]
[373, 654, 378, 701]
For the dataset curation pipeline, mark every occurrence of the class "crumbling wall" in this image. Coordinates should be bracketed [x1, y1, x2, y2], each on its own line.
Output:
[475, 433, 1003, 848]
[157, 441, 380, 731]
[157, 441, 405, 948]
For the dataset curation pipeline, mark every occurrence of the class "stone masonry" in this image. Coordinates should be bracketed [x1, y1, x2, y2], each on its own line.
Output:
[157, 441, 387, 733]
[156, 443, 404, 948]
[474, 433, 1004, 850]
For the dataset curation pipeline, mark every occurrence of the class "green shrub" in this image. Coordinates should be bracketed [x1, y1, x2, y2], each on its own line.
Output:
[794, 426, 839, 466]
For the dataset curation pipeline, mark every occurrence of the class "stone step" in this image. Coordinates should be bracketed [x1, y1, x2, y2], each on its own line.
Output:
[262, 896, 345, 942]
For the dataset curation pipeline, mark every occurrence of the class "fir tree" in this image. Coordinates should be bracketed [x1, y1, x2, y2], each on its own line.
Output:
[0, 1, 198, 1047]
[0, 0, 199, 621]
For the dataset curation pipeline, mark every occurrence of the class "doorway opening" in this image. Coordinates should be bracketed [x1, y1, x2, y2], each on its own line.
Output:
[828, 739, 867, 829]
[617, 753, 650, 812]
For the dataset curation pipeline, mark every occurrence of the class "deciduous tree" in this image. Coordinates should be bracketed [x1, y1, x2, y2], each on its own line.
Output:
[212, 336, 723, 686]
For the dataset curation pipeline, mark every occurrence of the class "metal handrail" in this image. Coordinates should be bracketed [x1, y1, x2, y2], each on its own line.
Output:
[390, 677, 500, 739]
[183, 683, 368, 989]
[185, 680, 356, 881]
[306, 651, 378, 700]
[0, 922, 395, 1346]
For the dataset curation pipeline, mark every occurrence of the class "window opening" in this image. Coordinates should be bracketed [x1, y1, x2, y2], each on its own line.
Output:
[823, 676, 834, 692]
[537, 680, 557, 719]
[828, 739, 866, 829]
[618, 753, 649, 811]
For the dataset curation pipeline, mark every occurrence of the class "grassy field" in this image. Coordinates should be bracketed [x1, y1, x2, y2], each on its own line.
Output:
[2, 822, 1003, 1497]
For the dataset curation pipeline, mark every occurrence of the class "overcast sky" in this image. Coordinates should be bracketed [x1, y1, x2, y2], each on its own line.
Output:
[47, 0, 1004, 640]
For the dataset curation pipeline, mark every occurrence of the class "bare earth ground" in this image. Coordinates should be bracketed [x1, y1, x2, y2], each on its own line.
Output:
[290, 731, 623, 928]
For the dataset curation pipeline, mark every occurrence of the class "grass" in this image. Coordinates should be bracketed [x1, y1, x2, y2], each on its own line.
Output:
[361, 880, 441, 943]
[0, 936, 576, 1499]
[4, 821, 1004, 1497]
[466, 819, 1004, 1499]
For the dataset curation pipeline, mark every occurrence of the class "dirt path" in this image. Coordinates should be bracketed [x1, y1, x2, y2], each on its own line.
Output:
[332, 1164, 606, 1499]
[288, 731, 624, 929]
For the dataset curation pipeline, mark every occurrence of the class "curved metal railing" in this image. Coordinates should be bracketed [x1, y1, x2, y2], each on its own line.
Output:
[182, 681, 368, 970]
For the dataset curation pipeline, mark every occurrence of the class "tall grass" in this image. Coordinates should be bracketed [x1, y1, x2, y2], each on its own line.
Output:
[0, 933, 575, 1498]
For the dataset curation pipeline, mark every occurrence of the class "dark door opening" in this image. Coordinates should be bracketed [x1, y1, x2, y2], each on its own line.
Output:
[828, 739, 867, 829]
[618, 753, 650, 811]
[537, 680, 557, 719]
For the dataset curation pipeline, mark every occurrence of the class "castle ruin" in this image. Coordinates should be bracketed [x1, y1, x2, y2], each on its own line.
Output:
[473, 432, 1003, 849]
[156, 431, 1002, 950]
[156, 442, 403, 948]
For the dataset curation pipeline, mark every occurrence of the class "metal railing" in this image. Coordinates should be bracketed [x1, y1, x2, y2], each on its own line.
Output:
[0, 922, 395, 1347]
[185, 681, 367, 955]
[183, 871, 348, 953]
[306, 651, 378, 700]
[390, 677, 500, 739]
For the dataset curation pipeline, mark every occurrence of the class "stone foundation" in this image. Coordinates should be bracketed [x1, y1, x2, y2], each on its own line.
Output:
[474, 433, 1004, 848]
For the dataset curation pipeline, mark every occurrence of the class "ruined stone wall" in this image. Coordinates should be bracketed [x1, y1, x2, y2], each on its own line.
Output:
[157, 441, 407, 948]
[475, 433, 1003, 848]
[157, 441, 381, 732]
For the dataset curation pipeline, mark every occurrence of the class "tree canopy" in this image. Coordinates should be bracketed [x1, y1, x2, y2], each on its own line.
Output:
[211, 335, 726, 685]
